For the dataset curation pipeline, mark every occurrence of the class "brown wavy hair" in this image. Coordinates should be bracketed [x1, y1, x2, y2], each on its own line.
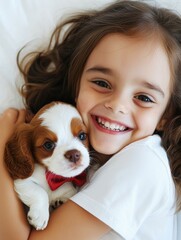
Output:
[18, 0, 181, 209]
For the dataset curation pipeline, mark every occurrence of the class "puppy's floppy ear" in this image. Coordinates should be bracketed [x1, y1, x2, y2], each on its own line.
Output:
[4, 123, 35, 180]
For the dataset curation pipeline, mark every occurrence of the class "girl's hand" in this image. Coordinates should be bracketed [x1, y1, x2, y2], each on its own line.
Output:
[0, 108, 26, 146]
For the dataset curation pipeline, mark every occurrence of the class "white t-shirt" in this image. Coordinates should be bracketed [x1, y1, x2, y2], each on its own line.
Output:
[71, 135, 177, 240]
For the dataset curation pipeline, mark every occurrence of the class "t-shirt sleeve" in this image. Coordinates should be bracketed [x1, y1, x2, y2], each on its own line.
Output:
[71, 139, 171, 239]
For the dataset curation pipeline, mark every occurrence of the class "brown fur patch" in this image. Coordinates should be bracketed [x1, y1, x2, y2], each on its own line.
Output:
[4, 103, 58, 179]
[71, 118, 89, 148]
[33, 125, 58, 163]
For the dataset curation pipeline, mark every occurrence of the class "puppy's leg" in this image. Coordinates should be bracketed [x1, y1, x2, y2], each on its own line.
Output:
[50, 182, 77, 209]
[14, 179, 49, 230]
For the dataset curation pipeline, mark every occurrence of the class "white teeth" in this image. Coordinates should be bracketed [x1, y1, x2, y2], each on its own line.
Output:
[105, 121, 110, 128]
[98, 117, 102, 123]
[97, 117, 127, 131]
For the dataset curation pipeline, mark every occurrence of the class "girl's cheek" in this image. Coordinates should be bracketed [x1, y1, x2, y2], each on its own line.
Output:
[76, 98, 86, 115]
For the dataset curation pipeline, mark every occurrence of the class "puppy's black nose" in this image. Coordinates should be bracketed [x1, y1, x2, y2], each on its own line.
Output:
[64, 149, 81, 163]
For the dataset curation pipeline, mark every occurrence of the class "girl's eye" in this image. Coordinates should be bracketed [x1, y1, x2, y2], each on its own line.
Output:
[134, 95, 154, 103]
[43, 140, 56, 151]
[78, 132, 87, 141]
[92, 80, 111, 89]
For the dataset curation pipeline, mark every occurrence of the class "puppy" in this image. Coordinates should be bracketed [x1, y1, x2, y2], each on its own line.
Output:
[5, 102, 90, 230]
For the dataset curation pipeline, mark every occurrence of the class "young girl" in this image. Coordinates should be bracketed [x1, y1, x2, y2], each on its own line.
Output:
[1, 0, 181, 239]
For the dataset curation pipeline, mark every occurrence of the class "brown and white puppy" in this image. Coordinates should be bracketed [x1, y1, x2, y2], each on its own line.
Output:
[5, 102, 90, 230]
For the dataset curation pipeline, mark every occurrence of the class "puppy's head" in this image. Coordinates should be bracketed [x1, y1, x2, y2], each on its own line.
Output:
[5, 102, 89, 179]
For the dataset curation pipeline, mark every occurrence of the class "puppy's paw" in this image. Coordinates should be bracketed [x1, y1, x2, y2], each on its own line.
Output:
[50, 199, 63, 209]
[28, 206, 49, 230]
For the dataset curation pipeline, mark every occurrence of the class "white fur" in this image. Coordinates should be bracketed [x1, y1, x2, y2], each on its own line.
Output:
[14, 103, 90, 230]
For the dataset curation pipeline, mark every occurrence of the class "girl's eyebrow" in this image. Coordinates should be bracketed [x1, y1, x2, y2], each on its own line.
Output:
[141, 81, 165, 97]
[85, 66, 113, 75]
[86, 66, 165, 97]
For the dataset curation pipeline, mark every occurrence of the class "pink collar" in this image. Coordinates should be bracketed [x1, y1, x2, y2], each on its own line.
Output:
[45, 170, 87, 191]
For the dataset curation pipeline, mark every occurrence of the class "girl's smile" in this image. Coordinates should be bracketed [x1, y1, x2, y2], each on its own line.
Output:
[92, 115, 132, 134]
[77, 33, 171, 155]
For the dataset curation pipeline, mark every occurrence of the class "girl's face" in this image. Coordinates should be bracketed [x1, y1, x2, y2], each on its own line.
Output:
[76, 33, 171, 154]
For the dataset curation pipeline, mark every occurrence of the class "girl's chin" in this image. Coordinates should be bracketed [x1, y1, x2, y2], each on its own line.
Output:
[91, 141, 121, 155]
[89, 130, 128, 154]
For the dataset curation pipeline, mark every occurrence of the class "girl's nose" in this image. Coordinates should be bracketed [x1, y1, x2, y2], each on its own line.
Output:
[104, 94, 129, 114]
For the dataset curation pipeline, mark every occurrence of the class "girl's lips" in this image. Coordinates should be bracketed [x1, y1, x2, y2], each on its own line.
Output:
[91, 115, 132, 134]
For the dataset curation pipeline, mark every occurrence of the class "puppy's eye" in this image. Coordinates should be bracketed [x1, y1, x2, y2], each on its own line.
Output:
[78, 132, 87, 141]
[43, 141, 56, 151]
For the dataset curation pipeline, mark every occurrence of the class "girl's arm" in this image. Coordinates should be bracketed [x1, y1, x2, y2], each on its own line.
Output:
[29, 200, 110, 240]
[0, 109, 30, 240]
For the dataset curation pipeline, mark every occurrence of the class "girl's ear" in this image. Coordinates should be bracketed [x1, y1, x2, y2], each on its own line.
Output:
[156, 119, 166, 131]
[4, 123, 35, 180]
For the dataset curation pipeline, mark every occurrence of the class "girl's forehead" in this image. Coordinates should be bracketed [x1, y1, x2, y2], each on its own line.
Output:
[85, 33, 170, 73]
[88, 33, 166, 58]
